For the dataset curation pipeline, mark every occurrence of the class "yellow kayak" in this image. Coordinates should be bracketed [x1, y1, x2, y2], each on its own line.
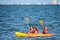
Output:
[15, 32, 53, 37]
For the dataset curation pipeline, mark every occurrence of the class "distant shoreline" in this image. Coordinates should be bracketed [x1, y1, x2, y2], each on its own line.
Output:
[0, 3, 60, 5]
[0, 4, 60, 5]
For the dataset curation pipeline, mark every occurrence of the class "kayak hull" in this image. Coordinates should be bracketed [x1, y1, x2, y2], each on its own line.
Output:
[15, 32, 53, 37]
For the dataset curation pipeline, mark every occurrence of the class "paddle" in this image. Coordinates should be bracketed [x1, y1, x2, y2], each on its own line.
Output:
[39, 19, 48, 30]
[25, 17, 29, 28]
[39, 19, 44, 33]
[39, 19, 43, 27]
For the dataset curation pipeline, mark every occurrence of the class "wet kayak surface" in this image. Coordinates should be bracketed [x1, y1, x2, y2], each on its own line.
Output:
[0, 5, 60, 40]
[15, 32, 53, 37]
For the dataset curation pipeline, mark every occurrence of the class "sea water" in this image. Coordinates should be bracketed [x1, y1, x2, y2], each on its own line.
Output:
[0, 5, 60, 40]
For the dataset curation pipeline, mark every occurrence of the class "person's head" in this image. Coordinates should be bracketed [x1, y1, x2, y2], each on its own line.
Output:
[30, 26, 33, 29]
[33, 27, 38, 31]
[43, 26, 47, 29]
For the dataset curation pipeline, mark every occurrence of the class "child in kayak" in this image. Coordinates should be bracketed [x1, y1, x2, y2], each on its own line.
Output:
[33, 27, 38, 34]
[28, 26, 33, 34]
[42, 26, 48, 34]
[28, 26, 38, 34]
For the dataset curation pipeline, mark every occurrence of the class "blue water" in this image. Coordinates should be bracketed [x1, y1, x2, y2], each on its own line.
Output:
[0, 5, 60, 40]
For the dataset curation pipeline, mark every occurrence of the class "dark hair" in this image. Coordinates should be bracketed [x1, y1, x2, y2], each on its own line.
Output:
[33, 27, 38, 31]
[30, 26, 33, 27]
[29, 25, 33, 27]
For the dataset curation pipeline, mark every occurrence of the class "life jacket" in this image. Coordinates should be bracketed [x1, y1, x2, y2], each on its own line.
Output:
[29, 28, 33, 33]
[33, 29, 38, 34]
[42, 29, 48, 34]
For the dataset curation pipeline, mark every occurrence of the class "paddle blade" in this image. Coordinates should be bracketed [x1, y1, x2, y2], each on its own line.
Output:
[39, 19, 43, 24]
[26, 17, 29, 22]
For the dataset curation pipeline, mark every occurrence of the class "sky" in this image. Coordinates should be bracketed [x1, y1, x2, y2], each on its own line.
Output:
[0, 0, 60, 4]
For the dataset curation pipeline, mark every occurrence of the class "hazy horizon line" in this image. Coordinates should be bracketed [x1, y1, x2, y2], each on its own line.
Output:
[0, 3, 60, 5]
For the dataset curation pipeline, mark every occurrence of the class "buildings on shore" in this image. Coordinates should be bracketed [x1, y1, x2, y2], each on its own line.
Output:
[52, 0, 57, 4]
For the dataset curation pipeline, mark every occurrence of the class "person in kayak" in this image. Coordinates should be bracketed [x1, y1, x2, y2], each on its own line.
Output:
[28, 26, 33, 34]
[42, 26, 48, 34]
[27, 26, 38, 34]
[33, 27, 38, 34]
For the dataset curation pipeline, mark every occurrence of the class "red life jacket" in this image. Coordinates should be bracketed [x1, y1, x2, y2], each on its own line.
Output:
[29, 29, 33, 33]
[42, 29, 47, 34]
[33, 29, 38, 34]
